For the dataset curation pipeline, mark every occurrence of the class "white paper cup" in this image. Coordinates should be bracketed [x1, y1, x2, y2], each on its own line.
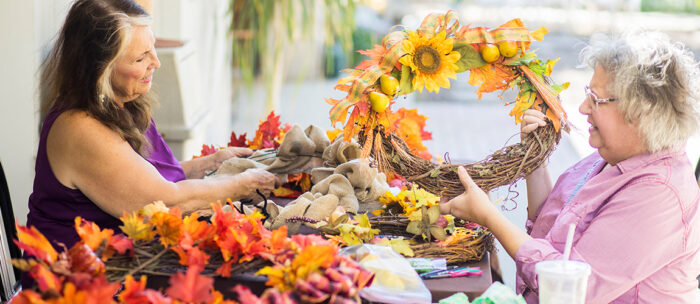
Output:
[536, 260, 591, 304]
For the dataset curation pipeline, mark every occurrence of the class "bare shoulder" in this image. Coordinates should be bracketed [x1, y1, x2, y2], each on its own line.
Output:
[51, 110, 122, 145]
[48, 109, 135, 188]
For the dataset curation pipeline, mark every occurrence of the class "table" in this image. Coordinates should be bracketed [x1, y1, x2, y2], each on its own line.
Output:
[424, 252, 492, 302]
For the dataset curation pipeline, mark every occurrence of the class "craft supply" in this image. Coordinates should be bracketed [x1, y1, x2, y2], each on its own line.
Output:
[408, 257, 447, 273]
[419, 265, 461, 278]
[423, 267, 482, 279]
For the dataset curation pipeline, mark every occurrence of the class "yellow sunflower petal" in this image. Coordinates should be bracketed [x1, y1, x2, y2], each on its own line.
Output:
[436, 37, 454, 55]
[399, 55, 415, 71]
[402, 39, 415, 55]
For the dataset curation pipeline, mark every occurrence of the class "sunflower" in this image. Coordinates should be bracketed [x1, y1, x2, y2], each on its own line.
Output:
[399, 30, 460, 93]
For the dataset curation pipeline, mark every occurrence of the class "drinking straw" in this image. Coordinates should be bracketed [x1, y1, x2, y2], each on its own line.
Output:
[562, 223, 576, 261]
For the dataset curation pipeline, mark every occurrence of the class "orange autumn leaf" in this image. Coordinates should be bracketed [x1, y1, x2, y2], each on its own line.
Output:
[182, 212, 214, 243]
[7, 289, 44, 304]
[166, 267, 214, 303]
[14, 224, 57, 264]
[355, 44, 387, 70]
[468, 64, 517, 99]
[68, 242, 106, 276]
[119, 275, 146, 303]
[120, 212, 155, 242]
[75, 217, 114, 251]
[389, 108, 433, 160]
[57, 282, 88, 304]
[151, 212, 183, 247]
[83, 277, 121, 304]
[269, 226, 289, 254]
[214, 260, 235, 278]
[29, 263, 62, 293]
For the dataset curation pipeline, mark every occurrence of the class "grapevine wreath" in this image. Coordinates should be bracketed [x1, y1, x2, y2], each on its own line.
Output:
[327, 10, 569, 198]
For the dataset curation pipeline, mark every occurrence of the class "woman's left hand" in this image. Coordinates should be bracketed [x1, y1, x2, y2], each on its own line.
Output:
[213, 147, 254, 166]
[439, 166, 497, 226]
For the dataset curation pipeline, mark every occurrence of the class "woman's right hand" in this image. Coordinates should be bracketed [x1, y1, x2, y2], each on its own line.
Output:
[236, 168, 279, 201]
[520, 109, 547, 139]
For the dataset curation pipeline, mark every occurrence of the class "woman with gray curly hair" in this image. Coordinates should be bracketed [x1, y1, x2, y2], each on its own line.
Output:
[441, 31, 700, 303]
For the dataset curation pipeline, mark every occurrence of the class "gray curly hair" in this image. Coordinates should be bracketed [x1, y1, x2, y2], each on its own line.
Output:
[579, 31, 700, 153]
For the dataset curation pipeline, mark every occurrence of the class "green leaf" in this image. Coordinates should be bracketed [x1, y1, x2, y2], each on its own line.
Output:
[429, 167, 441, 178]
[398, 64, 414, 95]
[453, 43, 487, 73]
[503, 51, 537, 66]
[550, 82, 570, 95]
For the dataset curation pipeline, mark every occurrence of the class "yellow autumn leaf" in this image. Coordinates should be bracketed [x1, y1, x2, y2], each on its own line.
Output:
[545, 58, 560, 76]
[530, 26, 548, 41]
[375, 238, 415, 257]
[326, 128, 343, 142]
[119, 212, 155, 242]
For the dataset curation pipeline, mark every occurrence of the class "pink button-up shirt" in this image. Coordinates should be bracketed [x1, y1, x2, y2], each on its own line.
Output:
[515, 149, 700, 303]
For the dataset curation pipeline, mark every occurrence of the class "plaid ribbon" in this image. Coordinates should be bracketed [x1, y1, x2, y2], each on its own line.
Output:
[329, 30, 407, 124]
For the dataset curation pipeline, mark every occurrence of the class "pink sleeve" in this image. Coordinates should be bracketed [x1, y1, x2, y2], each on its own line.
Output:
[515, 181, 686, 303]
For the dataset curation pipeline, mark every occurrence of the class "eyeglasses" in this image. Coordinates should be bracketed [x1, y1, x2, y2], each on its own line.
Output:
[584, 85, 616, 109]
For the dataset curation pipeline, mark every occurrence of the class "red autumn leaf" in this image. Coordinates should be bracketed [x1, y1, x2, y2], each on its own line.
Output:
[83, 276, 121, 304]
[14, 224, 58, 264]
[198, 144, 218, 158]
[259, 111, 282, 140]
[74, 217, 114, 251]
[186, 247, 210, 269]
[107, 234, 133, 255]
[232, 285, 263, 304]
[119, 275, 173, 304]
[166, 267, 214, 303]
[228, 131, 248, 147]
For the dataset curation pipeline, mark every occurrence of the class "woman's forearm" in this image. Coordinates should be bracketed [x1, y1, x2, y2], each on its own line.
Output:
[525, 165, 553, 221]
[484, 209, 532, 259]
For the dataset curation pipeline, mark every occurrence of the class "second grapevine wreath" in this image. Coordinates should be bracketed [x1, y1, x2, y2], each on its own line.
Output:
[326, 10, 570, 197]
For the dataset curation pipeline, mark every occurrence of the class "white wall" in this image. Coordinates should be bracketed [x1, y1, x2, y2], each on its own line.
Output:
[0, 0, 73, 225]
[152, 0, 232, 150]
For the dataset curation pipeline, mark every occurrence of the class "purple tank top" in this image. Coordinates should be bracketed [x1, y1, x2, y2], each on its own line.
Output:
[26, 108, 186, 250]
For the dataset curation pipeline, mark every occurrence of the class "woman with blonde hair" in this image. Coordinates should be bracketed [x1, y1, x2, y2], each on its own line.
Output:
[441, 30, 700, 303]
[27, 0, 278, 254]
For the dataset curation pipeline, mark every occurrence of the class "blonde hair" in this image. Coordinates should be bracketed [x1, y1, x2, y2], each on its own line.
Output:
[40, 0, 155, 155]
[580, 31, 700, 152]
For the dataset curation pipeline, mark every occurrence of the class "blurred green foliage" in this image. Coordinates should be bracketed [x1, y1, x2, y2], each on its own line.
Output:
[641, 0, 700, 14]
